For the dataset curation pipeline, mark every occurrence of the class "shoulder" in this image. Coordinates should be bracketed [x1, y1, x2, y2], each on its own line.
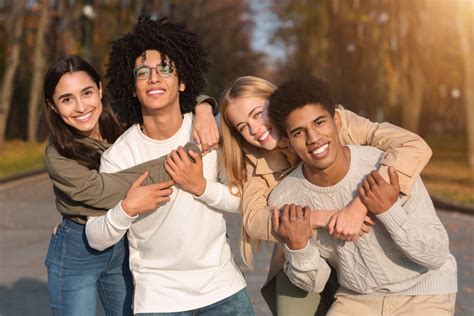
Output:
[268, 164, 305, 204]
[103, 125, 139, 156]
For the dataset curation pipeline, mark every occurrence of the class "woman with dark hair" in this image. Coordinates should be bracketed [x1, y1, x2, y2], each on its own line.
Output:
[43, 55, 217, 316]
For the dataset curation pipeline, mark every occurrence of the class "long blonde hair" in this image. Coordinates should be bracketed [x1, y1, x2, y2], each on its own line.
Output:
[219, 76, 277, 268]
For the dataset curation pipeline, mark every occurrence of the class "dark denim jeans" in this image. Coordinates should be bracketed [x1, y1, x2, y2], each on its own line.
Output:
[136, 288, 255, 316]
[44, 218, 133, 316]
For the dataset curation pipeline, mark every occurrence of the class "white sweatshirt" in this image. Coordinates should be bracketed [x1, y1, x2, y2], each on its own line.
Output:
[85, 114, 246, 313]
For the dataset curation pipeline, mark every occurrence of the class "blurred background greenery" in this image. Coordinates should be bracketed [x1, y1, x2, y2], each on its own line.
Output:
[0, 0, 472, 206]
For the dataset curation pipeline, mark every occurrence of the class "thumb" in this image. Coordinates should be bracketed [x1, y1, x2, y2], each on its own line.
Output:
[131, 171, 149, 188]
[389, 166, 399, 188]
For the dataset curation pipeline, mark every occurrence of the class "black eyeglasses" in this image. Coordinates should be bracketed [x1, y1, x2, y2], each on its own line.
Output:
[133, 63, 174, 80]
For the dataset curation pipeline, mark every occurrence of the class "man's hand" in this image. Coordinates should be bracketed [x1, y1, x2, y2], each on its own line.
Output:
[272, 204, 313, 250]
[359, 167, 400, 215]
[164, 147, 206, 196]
[193, 102, 219, 154]
[327, 197, 374, 241]
[122, 171, 174, 217]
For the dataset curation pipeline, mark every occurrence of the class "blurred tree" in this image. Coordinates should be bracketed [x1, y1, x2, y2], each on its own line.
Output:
[456, 0, 474, 166]
[0, 0, 26, 150]
[27, 0, 50, 142]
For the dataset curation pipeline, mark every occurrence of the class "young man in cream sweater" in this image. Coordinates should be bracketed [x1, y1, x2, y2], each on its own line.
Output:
[85, 17, 253, 315]
[267, 76, 457, 315]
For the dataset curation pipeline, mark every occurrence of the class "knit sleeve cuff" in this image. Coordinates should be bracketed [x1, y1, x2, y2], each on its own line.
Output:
[376, 200, 408, 230]
[282, 239, 320, 271]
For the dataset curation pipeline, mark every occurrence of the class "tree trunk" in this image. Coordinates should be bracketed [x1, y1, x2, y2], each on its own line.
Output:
[0, 0, 26, 150]
[27, 0, 50, 142]
[457, 0, 474, 167]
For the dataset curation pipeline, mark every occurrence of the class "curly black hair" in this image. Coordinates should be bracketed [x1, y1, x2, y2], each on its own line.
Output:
[106, 16, 209, 127]
[268, 76, 335, 136]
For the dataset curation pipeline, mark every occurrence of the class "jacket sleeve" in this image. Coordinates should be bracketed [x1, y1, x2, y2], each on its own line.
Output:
[241, 165, 277, 242]
[282, 238, 332, 293]
[376, 177, 450, 270]
[337, 107, 432, 195]
[45, 144, 170, 212]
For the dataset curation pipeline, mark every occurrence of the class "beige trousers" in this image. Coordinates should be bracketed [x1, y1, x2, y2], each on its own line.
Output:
[327, 293, 456, 316]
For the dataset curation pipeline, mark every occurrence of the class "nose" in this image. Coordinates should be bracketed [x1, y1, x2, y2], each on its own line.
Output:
[75, 98, 86, 113]
[306, 127, 322, 145]
[148, 67, 161, 84]
[248, 120, 262, 136]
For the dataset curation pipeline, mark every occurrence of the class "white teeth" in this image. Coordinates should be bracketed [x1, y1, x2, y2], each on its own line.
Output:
[148, 89, 165, 95]
[76, 112, 92, 121]
[312, 143, 328, 155]
[258, 130, 270, 142]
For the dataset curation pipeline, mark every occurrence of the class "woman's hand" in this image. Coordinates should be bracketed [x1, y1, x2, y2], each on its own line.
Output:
[121, 171, 174, 217]
[327, 197, 374, 241]
[164, 147, 206, 196]
[193, 102, 219, 154]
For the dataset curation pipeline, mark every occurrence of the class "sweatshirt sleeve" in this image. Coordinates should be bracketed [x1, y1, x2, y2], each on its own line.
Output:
[85, 201, 137, 251]
[336, 107, 432, 195]
[282, 238, 332, 293]
[195, 94, 218, 115]
[194, 150, 240, 213]
[45, 143, 170, 212]
[376, 177, 450, 270]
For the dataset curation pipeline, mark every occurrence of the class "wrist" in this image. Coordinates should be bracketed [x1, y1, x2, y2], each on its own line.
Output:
[193, 179, 207, 196]
[121, 200, 137, 217]
[195, 102, 213, 114]
[286, 239, 308, 250]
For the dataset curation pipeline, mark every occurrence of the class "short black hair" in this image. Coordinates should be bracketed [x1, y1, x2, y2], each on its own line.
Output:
[268, 76, 335, 136]
[106, 16, 209, 127]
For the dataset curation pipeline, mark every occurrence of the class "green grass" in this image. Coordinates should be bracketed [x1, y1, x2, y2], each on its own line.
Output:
[422, 136, 474, 207]
[0, 140, 46, 178]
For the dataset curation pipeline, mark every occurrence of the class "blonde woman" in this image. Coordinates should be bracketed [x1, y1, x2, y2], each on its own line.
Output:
[219, 76, 432, 315]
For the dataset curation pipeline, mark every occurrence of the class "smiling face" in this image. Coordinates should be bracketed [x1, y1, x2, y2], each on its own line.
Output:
[225, 96, 280, 150]
[133, 50, 185, 114]
[51, 71, 103, 139]
[285, 103, 347, 181]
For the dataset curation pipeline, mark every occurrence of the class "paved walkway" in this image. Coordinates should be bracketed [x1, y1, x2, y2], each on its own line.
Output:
[0, 174, 472, 315]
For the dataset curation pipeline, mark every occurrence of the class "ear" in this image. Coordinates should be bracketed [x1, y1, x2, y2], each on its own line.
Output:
[334, 111, 342, 132]
[179, 82, 186, 92]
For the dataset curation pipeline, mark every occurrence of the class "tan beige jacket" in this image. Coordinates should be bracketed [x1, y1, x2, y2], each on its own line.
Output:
[240, 106, 433, 312]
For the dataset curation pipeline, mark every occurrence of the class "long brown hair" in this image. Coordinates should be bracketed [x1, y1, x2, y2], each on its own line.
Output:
[219, 76, 276, 268]
[43, 56, 124, 170]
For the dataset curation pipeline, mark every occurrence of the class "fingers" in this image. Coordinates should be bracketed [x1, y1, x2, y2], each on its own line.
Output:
[188, 150, 202, 165]
[327, 214, 336, 234]
[192, 129, 201, 145]
[366, 174, 376, 188]
[132, 171, 149, 188]
[361, 224, 371, 234]
[371, 170, 386, 184]
[364, 215, 375, 226]
[362, 179, 371, 195]
[272, 207, 280, 233]
[388, 166, 400, 189]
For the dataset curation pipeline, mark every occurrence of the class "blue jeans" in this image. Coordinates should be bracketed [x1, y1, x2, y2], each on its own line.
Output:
[44, 218, 133, 316]
[136, 288, 255, 316]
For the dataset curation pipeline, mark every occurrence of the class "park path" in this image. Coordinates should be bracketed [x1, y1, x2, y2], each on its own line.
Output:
[0, 174, 472, 315]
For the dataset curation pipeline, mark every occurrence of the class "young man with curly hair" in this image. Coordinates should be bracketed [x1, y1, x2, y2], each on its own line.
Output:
[268, 77, 457, 315]
[85, 17, 254, 315]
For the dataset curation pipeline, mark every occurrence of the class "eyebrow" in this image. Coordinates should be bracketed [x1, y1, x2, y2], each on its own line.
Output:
[235, 105, 264, 129]
[57, 86, 95, 100]
[288, 114, 326, 134]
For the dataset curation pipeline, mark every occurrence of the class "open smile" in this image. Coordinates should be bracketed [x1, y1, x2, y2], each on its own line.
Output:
[309, 143, 329, 159]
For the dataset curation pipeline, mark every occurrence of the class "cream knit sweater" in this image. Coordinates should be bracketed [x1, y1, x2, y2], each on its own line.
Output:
[269, 145, 457, 296]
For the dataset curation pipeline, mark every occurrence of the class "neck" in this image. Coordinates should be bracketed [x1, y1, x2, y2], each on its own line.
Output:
[303, 146, 350, 187]
[141, 104, 183, 140]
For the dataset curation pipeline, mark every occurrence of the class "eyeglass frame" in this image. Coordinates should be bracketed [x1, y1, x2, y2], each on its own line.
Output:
[133, 62, 175, 80]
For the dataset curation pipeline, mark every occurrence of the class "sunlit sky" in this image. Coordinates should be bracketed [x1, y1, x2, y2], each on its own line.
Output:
[250, 0, 286, 64]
